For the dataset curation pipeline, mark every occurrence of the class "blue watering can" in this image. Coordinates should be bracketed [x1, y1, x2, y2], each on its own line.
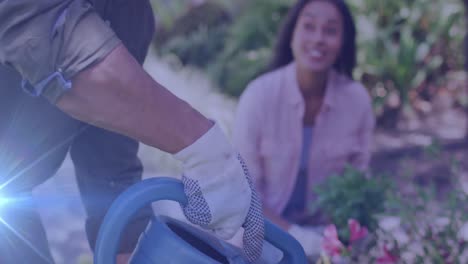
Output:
[94, 177, 307, 263]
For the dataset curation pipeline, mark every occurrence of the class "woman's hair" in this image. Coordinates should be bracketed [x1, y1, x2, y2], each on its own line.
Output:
[267, 0, 357, 78]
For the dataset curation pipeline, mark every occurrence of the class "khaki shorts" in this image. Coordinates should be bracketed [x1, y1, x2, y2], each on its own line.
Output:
[0, 0, 121, 102]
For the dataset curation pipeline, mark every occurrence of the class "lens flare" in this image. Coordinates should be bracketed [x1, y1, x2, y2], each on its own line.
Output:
[0, 196, 11, 208]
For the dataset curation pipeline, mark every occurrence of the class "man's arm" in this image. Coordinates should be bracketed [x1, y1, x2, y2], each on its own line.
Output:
[0, 0, 210, 154]
[58, 44, 212, 153]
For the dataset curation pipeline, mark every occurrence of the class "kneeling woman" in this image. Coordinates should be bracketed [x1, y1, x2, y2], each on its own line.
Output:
[233, 0, 375, 259]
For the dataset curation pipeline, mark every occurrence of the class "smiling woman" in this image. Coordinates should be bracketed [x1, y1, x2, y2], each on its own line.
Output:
[291, 1, 345, 78]
[232, 0, 375, 261]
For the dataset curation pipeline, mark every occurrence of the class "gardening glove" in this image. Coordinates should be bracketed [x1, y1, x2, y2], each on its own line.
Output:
[288, 224, 323, 258]
[174, 123, 264, 262]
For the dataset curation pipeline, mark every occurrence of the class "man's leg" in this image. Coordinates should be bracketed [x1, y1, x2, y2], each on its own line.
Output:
[0, 66, 82, 192]
[70, 126, 152, 254]
[70, 0, 154, 255]
[0, 66, 82, 263]
[0, 194, 54, 264]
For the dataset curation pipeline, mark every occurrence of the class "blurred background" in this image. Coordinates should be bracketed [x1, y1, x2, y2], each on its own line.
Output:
[34, 0, 468, 263]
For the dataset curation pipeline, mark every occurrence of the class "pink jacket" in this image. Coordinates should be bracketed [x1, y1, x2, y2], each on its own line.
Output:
[232, 63, 375, 215]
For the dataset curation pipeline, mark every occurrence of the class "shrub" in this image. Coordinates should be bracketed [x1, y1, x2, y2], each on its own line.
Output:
[313, 166, 391, 244]
[154, 1, 231, 68]
[348, 0, 465, 127]
[209, 0, 292, 96]
[160, 24, 229, 68]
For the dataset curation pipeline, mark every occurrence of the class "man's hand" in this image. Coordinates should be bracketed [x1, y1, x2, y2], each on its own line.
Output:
[288, 224, 323, 258]
[174, 123, 264, 262]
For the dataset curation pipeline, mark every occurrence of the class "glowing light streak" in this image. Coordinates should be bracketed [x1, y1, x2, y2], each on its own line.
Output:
[0, 126, 88, 192]
[0, 217, 54, 263]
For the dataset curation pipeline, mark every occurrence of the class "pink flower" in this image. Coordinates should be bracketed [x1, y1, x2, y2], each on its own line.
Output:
[376, 245, 399, 264]
[348, 219, 369, 243]
[322, 224, 344, 257]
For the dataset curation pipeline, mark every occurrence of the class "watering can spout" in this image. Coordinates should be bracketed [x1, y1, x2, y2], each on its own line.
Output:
[94, 177, 307, 264]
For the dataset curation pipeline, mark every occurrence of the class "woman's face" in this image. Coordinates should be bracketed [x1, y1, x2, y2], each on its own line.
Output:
[291, 0, 344, 73]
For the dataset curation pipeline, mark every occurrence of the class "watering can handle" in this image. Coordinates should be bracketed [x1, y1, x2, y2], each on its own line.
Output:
[94, 177, 307, 264]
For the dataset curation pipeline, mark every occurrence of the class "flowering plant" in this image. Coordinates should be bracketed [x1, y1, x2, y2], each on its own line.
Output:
[318, 219, 399, 264]
[313, 167, 390, 243]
